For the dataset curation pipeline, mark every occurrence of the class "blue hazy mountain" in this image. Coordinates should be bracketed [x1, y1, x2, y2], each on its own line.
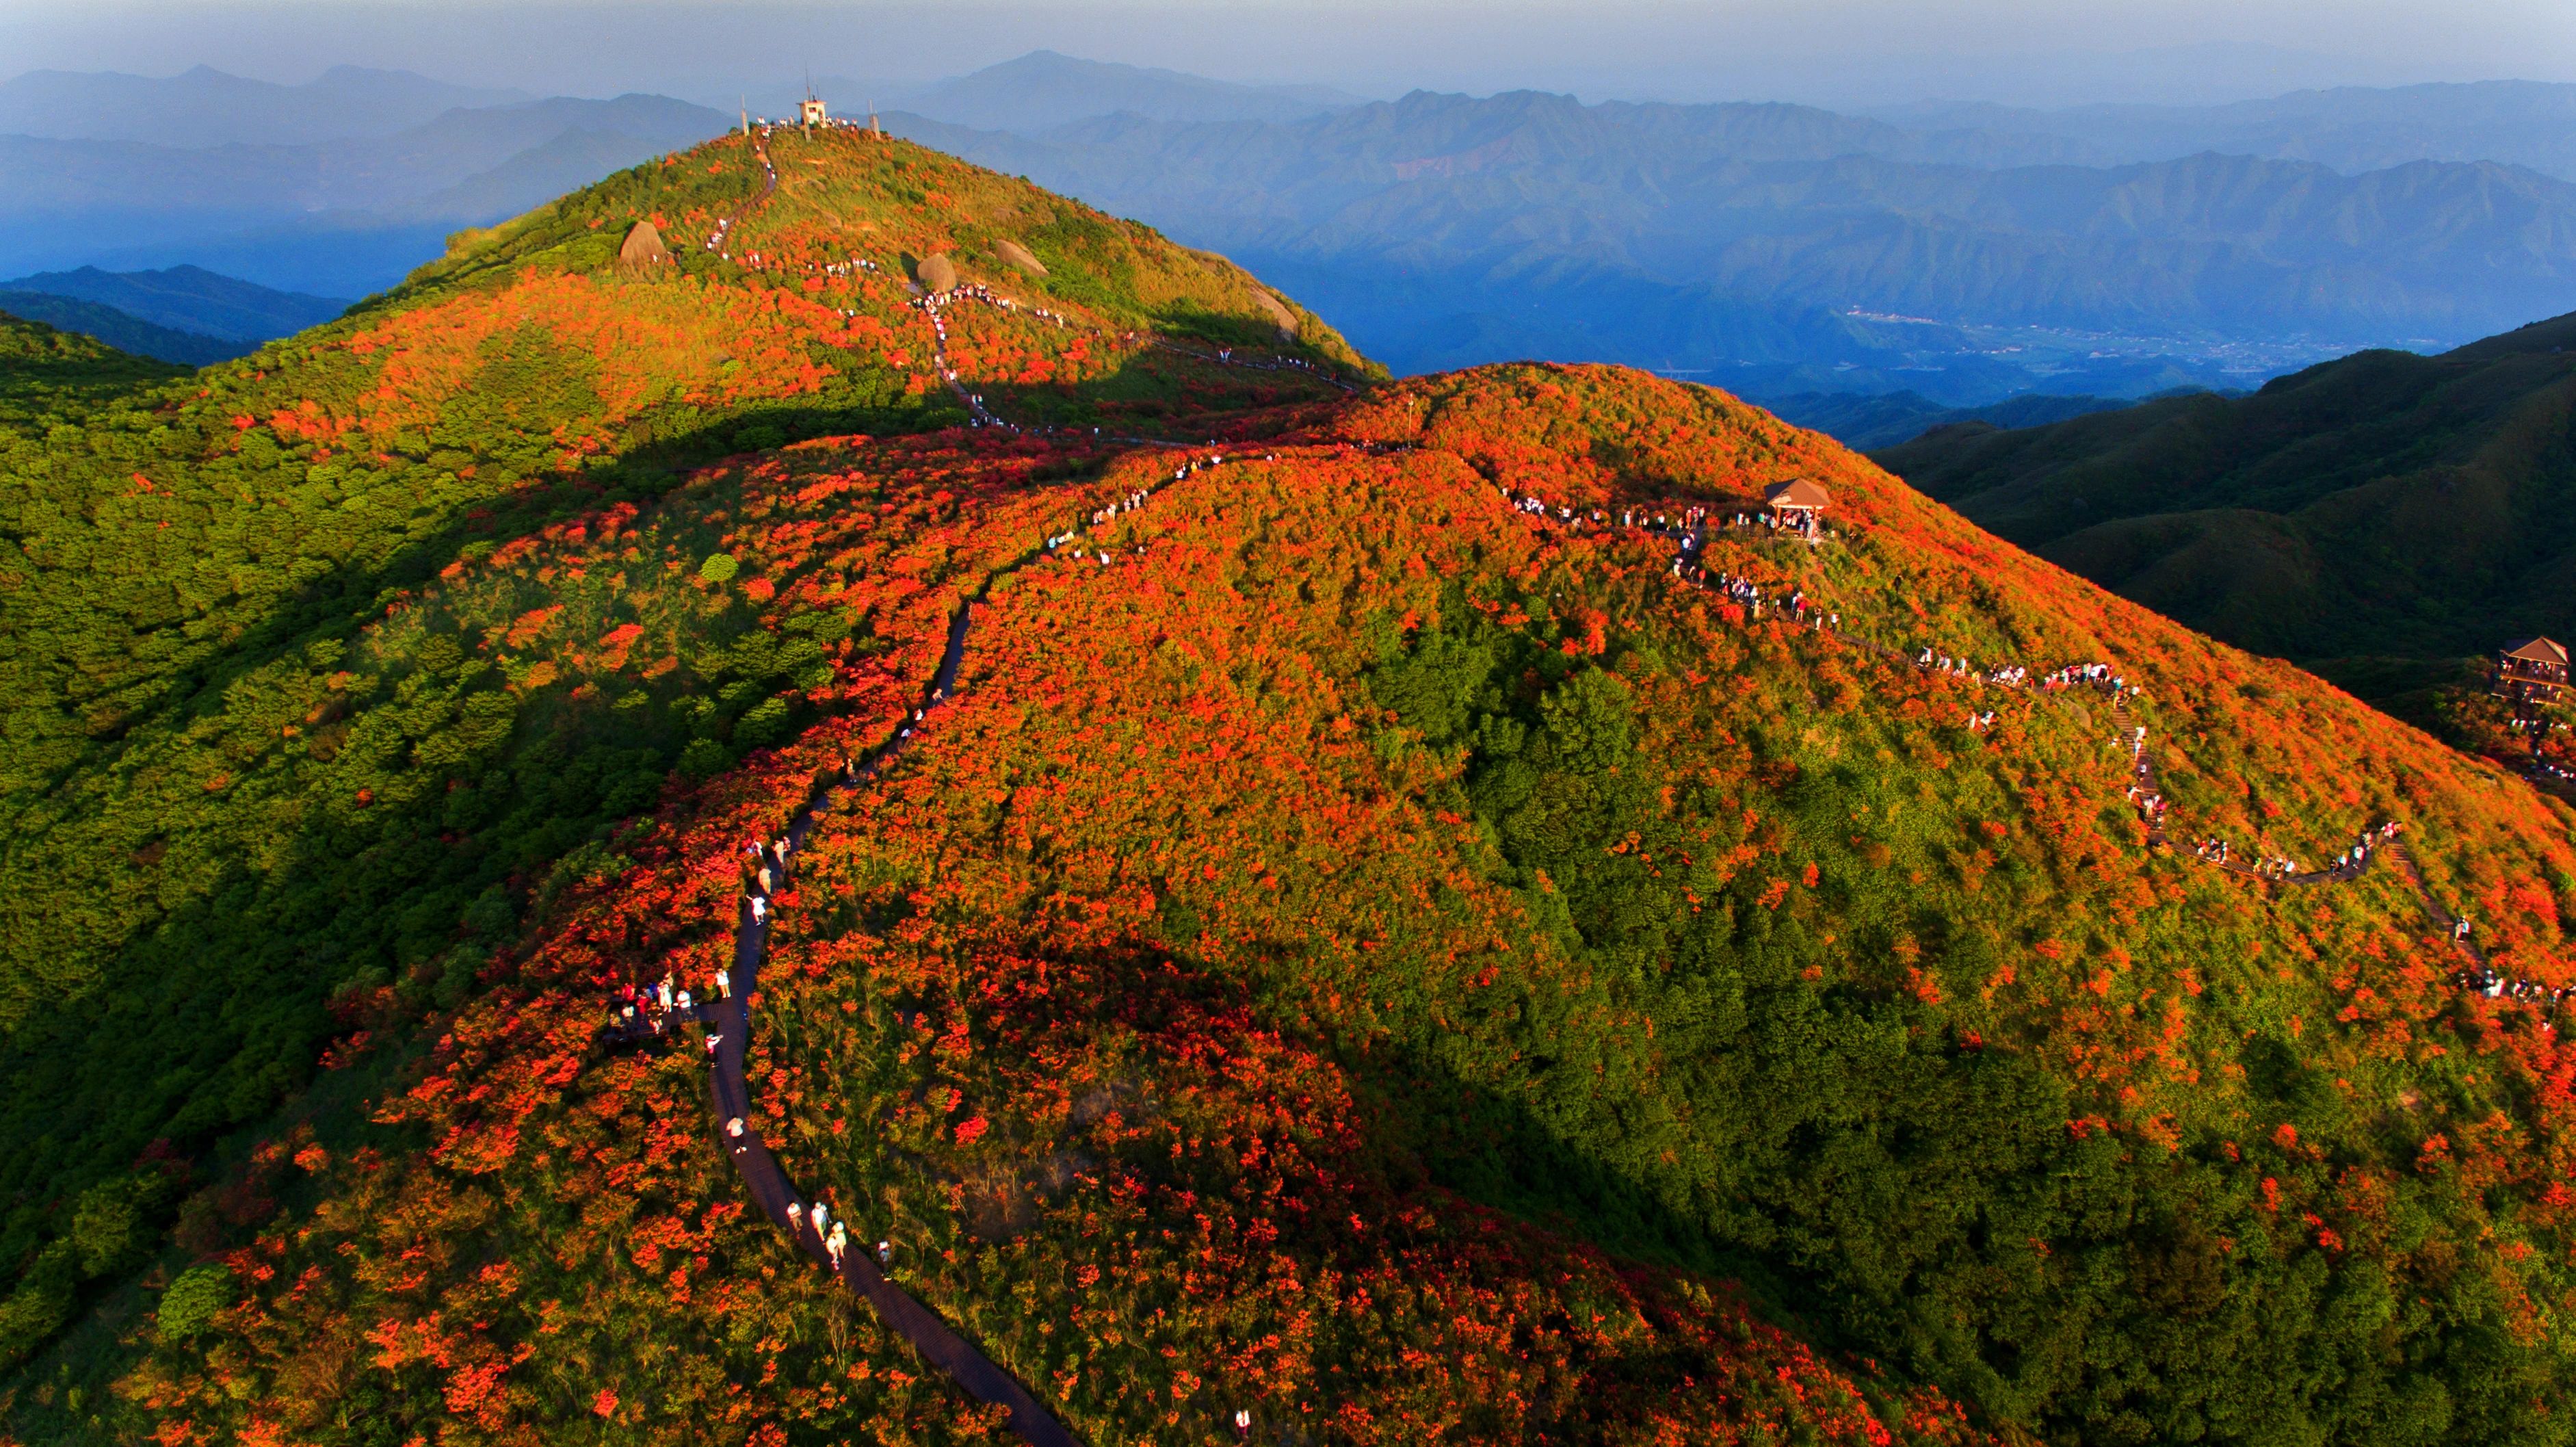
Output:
[0, 264, 344, 342]
[1762, 389, 2162, 450]
[0, 64, 528, 148]
[889, 50, 1361, 133]
[0, 72, 729, 295]
[0, 291, 242, 365]
[882, 85, 2576, 399]
[1876, 81, 2576, 184]
[13, 56, 2576, 406]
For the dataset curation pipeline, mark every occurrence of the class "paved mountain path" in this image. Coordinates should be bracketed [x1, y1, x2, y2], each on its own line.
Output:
[698, 458, 1223, 1444]
[698, 131, 780, 262]
[709, 597, 1080, 1447]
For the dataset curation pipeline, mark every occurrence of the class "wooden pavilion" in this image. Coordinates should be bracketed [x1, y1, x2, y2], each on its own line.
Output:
[1764, 478, 1831, 538]
[2493, 636, 2569, 710]
[1765, 478, 1831, 517]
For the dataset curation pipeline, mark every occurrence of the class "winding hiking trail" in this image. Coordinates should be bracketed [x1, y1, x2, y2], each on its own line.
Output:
[698, 133, 780, 261]
[913, 284, 1354, 444]
[702, 457, 1226, 1445]
[711, 597, 1081, 1447]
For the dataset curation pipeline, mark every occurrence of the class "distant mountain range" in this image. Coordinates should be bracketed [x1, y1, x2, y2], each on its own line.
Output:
[0, 264, 343, 339]
[1762, 387, 2159, 450]
[884, 49, 1359, 133]
[0, 65, 527, 148]
[10, 56, 2576, 407]
[1871, 309, 2576, 696]
[0, 264, 347, 365]
[880, 73, 2576, 400]
[0, 292, 240, 366]
[0, 71, 728, 296]
[1876, 81, 2576, 184]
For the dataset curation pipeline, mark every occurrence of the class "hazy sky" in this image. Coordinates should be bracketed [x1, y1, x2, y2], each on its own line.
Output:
[3, 0, 2573, 109]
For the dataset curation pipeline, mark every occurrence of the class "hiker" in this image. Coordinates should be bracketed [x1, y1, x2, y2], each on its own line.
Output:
[726, 1116, 747, 1152]
[827, 1222, 847, 1267]
[715, 968, 731, 1000]
[750, 896, 767, 924]
[877, 1240, 893, 1270]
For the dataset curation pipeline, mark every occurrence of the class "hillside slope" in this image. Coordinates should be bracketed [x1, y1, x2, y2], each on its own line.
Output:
[42, 360, 2576, 1447]
[1871, 311, 2576, 695]
[0, 122, 1369, 1387]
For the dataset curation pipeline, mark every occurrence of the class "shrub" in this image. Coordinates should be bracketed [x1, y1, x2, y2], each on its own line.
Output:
[155, 1263, 235, 1340]
[678, 738, 732, 778]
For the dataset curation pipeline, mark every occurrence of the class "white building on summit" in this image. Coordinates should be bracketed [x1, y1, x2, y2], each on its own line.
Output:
[800, 94, 828, 128]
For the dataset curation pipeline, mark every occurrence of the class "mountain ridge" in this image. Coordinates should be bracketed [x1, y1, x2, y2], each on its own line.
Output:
[884, 88, 2576, 393]
[1871, 309, 2576, 680]
[0, 91, 732, 291]
[0, 64, 529, 148]
[0, 290, 247, 365]
[0, 263, 346, 341]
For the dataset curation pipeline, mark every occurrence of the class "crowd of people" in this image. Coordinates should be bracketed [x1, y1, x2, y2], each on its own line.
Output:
[697, 135, 780, 263]
[599, 970, 722, 1050]
[1042, 458, 1231, 568]
[2166, 798, 2413, 885]
[2455, 960, 2560, 1006]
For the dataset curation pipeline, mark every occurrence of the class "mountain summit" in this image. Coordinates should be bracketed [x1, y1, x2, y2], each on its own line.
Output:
[5, 122, 2574, 1447]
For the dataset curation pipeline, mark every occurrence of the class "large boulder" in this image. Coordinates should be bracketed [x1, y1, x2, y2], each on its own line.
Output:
[995, 239, 1049, 277]
[1253, 290, 1298, 341]
[916, 253, 958, 294]
[618, 220, 672, 269]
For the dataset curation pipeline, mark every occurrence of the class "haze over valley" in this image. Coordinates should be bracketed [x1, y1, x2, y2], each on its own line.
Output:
[11, 51, 2576, 410]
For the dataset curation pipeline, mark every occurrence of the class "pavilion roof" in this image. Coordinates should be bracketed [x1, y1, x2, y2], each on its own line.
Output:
[1765, 478, 1831, 510]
